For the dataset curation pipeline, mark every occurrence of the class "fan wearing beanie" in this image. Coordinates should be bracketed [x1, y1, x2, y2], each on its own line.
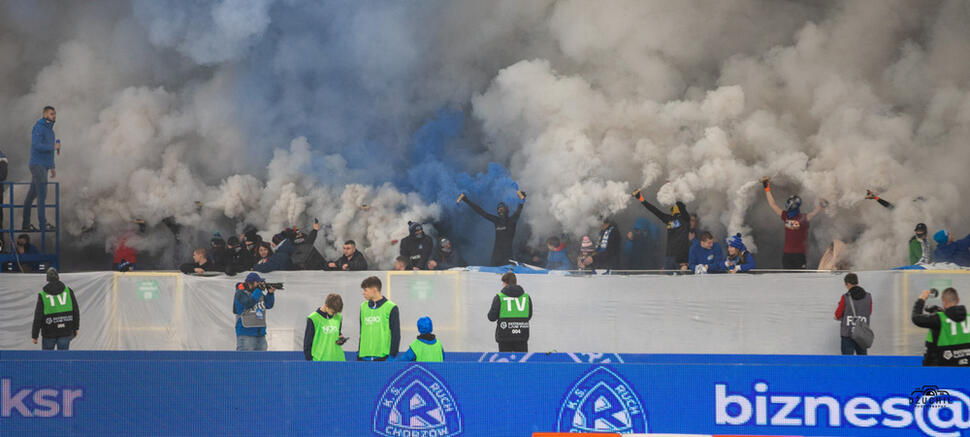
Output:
[933, 230, 970, 266]
[724, 233, 756, 273]
[396, 316, 444, 362]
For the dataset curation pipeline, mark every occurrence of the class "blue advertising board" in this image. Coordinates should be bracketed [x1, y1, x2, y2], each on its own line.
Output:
[1, 352, 966, 436]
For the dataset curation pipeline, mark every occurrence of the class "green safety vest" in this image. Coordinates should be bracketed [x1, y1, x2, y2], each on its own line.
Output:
[410, 339, 443, 362]
[497, 292, 530, 319]
[359, 300, 396, 358]
[41, 287, 74, 315]
[308, 311, 345, 361]
[929, 312, 970, 347]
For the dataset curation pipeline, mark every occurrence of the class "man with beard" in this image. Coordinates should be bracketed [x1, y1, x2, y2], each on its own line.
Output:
[458, 190, 526, 266]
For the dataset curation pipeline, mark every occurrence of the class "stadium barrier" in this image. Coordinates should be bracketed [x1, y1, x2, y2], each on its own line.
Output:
[2, 269, 969, 354]
[0, 351, 966, 436]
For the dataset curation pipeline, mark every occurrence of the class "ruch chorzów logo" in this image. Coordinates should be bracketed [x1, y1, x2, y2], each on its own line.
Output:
[374, 365, 462, 437]
[557, 366, 648, 433]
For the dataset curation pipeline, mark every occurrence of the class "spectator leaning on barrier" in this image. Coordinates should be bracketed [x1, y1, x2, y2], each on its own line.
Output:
[688, 231, 725, 274]
[912, 287, 970, 366]
[623, 218, 652, 270]
[577, 235, 595, 270]
[724, 233, 755, 273]
[909, 223, 933, 265]
[23, 106, 59, 232]
[304, 293, 348, 361]
[31, 268, 79, 350]
[487, 272, 533, 352]
[393, 256, 408, 271]
[225, 236, 255, 276]
[762, 177, 827, 269]
[429, 238, 465, 270]
[833, 273, 872, 356]
[179, 248, 213, 275]
[329, 240, 369, 271]
[253, 233, 294, 273]
[399, 221, 434, 270]
[358, 276, 400, 361]
[592, 218, 621, 270]
[397, 316, 444, 362]
[633, 189, 691, 271]
[932, 230, 970, 266]
[208, 232, 228, 271]
[233, 273, 276, 351]
[545, 236, 571, 270]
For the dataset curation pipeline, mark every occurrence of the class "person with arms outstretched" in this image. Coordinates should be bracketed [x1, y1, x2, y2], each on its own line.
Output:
[458, 190, 526, 266]
[762, 178, 827, 269]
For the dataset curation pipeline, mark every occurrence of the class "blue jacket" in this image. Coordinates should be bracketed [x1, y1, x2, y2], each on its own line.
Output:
[933, 235, 970, 266]
[688, 240, 725, 272]
[396, 334, 444, 361]
[545, 244, 570, 270]
[253, 239, 294, 273]
[233, 286, 275, 337]
[30, 118, 56, 169]
[724, 250, 756, 272]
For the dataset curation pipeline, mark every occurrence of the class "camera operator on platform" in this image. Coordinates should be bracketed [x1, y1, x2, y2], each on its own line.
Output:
[233, 273, 277, 351]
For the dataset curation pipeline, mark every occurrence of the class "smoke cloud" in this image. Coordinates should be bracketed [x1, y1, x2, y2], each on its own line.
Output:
[2, 0, 969, 269]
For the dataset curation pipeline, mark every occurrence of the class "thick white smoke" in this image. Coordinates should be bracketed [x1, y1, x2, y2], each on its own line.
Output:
[2, 1, 970, 269]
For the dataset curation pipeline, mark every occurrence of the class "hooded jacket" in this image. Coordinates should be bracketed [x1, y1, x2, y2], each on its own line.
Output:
[30, 118, 56, 169]
[464, 197, 523, 266]
[32, 280, 79, 339]
[399, 229, 434, 269]
[487, 284, 533, 343]
[291, 229, 327, 270]
[933, 234, 970, 266]
[688, 240, 725, 273]
[638, 198, 691, 264]
[545, 243, 571, 270]
[913, 299, 969, 366]
[593, 223, 621, 270]
[835, 286, 872, 339]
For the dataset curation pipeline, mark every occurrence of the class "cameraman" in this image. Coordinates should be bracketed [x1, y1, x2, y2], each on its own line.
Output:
[233, 273, 276, 351]
[913, 287, 970, 366]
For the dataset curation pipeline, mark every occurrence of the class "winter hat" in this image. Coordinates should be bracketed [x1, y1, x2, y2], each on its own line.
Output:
[211, 232, 225, 247]
[227, 236, 240, 247]
[439, 238, 452, 253]
[727, 233, 746, 251]
[417, 316, 433, 334]
[934, 230, 949, 246]
[408, 221, 423, 234]
[580, 236, 594, 251]
[785, 195, 802, 218]
[245, 272, 263, 283]
[915, 223, 927, 233]
[46, 267, 59, 283]
[496, 201, 508, 210]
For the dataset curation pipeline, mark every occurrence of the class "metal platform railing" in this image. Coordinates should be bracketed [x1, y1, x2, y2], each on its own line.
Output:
[0, 181, 60, 271]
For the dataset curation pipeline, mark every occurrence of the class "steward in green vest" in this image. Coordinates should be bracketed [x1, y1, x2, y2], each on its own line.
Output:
[397, 316, 444, 362]
[31, 268, 80, 350]
[487, 272, 533, 352]
[304, 293, 349, 361]
[358, 276, 400, 361]
[913, 287, 970, 366]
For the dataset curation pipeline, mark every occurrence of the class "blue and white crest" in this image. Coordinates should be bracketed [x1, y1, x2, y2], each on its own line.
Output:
[557, 366, 648, 433]
[374, 365, 462, 437]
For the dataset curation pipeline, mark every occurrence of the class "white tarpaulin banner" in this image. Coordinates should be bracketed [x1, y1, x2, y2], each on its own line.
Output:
[2, 269, 967, 354]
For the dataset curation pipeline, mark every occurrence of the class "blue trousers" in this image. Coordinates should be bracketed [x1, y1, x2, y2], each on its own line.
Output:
[42, 335, 72, 350]
[22, 165, 48, 227]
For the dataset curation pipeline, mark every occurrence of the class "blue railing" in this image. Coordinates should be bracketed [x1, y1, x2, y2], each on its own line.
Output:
[0, 181, 59, 271]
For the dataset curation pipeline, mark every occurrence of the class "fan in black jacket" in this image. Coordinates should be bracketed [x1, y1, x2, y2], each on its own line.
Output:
[458, 191, 525, 266]
[633, 189, 690, 271]
[400, 222, 434, 270]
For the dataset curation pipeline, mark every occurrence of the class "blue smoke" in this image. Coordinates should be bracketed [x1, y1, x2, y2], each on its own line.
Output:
[404, 109, 526, 265]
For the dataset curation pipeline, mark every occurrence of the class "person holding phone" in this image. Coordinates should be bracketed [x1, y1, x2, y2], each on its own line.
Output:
[304, 293, 348, 361]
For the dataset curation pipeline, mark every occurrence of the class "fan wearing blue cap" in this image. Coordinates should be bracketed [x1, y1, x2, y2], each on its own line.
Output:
[932, 230, 970, 266]
[232, 272, 276, 351]
[396, 316, 443, 362]
[724, 233, 756, 273]
[761, 177, 827, 269]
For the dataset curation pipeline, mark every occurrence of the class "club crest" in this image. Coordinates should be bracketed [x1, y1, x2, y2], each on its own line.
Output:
[374, 365, 462, 437]
[557, 366, 648, 433]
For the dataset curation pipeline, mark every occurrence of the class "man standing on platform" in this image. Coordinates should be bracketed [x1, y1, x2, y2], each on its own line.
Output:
[487, 272, 533, 352]
[23, 106, 59, 232]
[358, 276, 400, 361]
